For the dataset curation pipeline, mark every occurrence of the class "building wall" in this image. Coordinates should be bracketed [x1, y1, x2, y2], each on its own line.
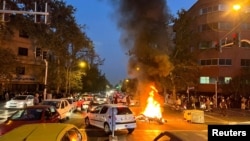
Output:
[0, 29, 44, 93]
[188, 0, 250, 94]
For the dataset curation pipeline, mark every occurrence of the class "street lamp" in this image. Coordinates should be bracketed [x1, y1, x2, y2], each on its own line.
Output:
[233, 4, 241, 11]
[68, 61, 88, 94]
[233, 4, 241, 47]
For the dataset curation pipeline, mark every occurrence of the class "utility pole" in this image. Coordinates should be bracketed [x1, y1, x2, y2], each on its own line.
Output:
[43, 59, 48, 100]
[215, 80, 218, 108]
[0, 0, 49, 24]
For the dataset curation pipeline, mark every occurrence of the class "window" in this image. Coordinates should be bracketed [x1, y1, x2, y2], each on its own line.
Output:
[219, 59, 232, 66]
[200, 77, 217, 84]
[18, 47, 28, 56]
[200, 60, 206, 66]
[200, 5, 220, 15]
[19, 30, 29, 38]
[200, 77, 210, 84]
[241, 59, 250, 67]
[218, 4, 227, 11]
[200, 59, 218, 66]
[224, 77, 232, 84]
[219, 22, 232, 30]
[199, 41, 210, 49]
[16, 67, 25, 75]
[116, 107, 132, 115]
[241, 23, 250, 30]
[206, 60, 211, 65]
[100, 106, 108, 114]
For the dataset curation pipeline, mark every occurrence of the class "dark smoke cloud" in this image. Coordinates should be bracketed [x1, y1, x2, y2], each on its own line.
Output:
[110, 0, 173, 81]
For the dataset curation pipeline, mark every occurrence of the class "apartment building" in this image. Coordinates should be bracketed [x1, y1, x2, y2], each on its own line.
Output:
[185, 0, 250, 94]
[0, 29, 44, 93]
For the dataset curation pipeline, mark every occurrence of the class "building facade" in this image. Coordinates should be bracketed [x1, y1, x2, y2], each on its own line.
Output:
[186, 0, 250, 94]
[0, 29, 45, 94]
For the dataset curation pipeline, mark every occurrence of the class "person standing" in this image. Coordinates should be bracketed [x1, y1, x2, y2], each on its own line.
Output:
[5, 92, 9, 101]
[34, 93, 39, 105]
[205, 97, 211, 112]
[219, 98, 227, 116]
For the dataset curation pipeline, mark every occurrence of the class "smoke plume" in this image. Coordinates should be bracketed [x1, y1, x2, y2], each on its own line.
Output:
[110, 0, 174, 109]
[111, 0, 173, 82]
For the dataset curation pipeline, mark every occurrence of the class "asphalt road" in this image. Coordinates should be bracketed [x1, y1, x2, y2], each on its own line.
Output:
[1, 101, 250, 141]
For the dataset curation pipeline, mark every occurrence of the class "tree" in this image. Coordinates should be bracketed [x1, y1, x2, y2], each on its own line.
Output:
[0, 48, 17, 82]
[0, 0, 108, 94]
[221, 67, 250, 99]
[166, 9, 200, 100]
[81, 65, 109, 93]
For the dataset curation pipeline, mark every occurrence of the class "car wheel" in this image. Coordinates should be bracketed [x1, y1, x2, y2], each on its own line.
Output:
[85, 117, 91, 127]
[104, 123, 111, 135]
[127, 128, 135, 134]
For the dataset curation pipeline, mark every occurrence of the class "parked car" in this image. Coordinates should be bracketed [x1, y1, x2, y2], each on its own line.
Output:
[41, 99, 72, 120]
[85, 104, 136, 134]
[0, 105, 61, 136]
[0, 123, 87, 141]
[4, 95, 34, 109]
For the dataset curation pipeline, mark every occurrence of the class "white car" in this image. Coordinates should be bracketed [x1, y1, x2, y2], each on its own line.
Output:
[5, 95, 34, 109]
[62, 98, 77, 112]
[41, 99, 72, 121]
[85, 104, 136, 134]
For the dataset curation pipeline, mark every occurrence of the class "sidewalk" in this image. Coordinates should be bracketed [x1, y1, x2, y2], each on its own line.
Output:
[202, 108, 250, 124]
[163, 103, 250, 124]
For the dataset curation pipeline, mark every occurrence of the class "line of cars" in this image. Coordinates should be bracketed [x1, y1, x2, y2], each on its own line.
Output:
[0, 93, 138, 140]
[0, 95, 82, 139]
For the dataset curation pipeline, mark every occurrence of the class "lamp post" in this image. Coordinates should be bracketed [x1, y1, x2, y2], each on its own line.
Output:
[214, 80, 218, 108]
[233, 4, 241, 47]
[43, 59, 48, 100]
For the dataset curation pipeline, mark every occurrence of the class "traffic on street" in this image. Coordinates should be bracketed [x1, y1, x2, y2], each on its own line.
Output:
[0, 98, 250, 141]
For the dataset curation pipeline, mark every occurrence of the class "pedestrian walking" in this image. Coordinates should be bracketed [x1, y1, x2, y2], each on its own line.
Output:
[219, 98, 227, 116]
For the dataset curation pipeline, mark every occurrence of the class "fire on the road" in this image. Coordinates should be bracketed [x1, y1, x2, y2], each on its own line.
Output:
[143, 85, 162, 119]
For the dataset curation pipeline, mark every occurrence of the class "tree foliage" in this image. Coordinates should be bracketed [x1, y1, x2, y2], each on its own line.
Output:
[166, 9, 200, 96]
[0, 48, 17, 80]
[81, 65, 109, 93]
[0, 0, 109, 93]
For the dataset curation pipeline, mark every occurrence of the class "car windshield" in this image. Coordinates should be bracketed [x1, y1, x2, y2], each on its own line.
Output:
[10, 108, 43, 120]
[42, 101, 60, 109]
[12, 96, 27, 100]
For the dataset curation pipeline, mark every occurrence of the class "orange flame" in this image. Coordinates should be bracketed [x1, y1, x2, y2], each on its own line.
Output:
[143, 85, 162, 119]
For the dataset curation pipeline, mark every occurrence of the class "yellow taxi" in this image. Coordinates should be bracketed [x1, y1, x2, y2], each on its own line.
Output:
[0, 123, 87, 141]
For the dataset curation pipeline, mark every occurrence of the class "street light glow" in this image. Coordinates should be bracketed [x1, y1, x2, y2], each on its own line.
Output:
[79, 61, 87, 68]
[233, 4, 241, 11]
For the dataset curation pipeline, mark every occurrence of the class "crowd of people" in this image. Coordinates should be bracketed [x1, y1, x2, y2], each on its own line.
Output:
[165, 93, 250, 116]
